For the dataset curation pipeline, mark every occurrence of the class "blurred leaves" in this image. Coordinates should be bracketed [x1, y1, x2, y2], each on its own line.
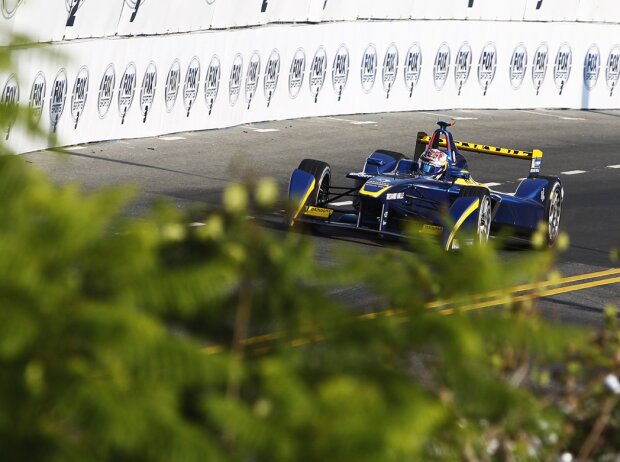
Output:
[2, 38, 620, 462]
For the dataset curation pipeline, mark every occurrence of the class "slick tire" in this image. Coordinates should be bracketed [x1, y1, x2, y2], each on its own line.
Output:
[298, 159, 331, 207]
[539, 176, 563, 247]
[458, 186, 492, 244]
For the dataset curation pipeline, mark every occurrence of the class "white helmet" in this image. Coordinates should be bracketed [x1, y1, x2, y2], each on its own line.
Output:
[419, 148, 448, 179]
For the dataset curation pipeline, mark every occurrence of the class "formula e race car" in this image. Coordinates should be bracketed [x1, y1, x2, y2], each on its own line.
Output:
[287, 121, 563, 250]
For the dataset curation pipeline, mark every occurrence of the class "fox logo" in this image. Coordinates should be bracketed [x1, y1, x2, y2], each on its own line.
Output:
[360, 44, 377, 94]
[332, 45, 349, 101]
[205, 55, 221, 115]
[183, 58, 200, 117]
[264, 49, 280, 107]
[382, 43, 399, 99]
[433, 43, 450, 90]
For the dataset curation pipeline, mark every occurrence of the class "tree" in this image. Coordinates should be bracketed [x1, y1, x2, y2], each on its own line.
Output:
[2, 38, 620, 462]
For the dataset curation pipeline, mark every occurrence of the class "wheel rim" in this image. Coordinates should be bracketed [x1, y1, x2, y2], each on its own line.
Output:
[548, 186, 562, 243]
[478, 196, 491, 243]
[317, 173, 330, 205]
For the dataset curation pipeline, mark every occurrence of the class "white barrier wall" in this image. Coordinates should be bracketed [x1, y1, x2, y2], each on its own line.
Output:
[3, 20, 620, 154]
[2, 0, 620, 44]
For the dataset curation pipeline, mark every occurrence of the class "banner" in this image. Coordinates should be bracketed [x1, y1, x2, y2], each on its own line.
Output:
[3, 1, 620, 46]
[4, 20, 620, 154]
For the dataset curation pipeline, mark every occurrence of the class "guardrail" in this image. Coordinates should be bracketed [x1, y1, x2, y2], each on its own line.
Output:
[2, 19, 619, 154]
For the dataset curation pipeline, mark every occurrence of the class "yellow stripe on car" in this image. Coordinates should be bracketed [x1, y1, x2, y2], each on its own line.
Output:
[445, 198, 480, 251]
[359, 184, 392, 198]
[292, 179, 315, 222]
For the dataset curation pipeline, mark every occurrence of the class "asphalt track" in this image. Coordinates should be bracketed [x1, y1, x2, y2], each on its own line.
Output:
[23, 109, 620, 327]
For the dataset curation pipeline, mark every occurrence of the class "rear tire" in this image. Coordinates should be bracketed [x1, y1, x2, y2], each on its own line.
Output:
[540, 177, 563, 247]
[477, 194, 492, 244]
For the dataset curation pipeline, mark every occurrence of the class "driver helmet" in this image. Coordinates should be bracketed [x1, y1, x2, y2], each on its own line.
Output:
[419, 148, 448, 179]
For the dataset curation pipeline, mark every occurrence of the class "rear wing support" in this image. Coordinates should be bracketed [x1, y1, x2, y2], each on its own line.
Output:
[416, 131, 543, 177]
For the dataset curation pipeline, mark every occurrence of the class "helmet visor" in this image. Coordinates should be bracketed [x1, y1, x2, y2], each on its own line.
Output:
[420, 162, 444, 176]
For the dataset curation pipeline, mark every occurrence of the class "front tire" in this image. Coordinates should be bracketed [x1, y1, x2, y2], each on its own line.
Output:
[459, 186, 492, 245]
[298, 159, 331, 207]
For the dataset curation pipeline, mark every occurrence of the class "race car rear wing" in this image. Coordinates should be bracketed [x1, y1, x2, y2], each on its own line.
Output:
[416, 132, 543, 177]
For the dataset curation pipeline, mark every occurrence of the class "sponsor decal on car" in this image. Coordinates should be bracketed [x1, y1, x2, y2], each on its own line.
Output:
[332, 44, 349, 101]
[433, 42, 450, 91]
[421, 224, 443, 235]
[386, 192, 405, 200]
[304, 206, 333, 218]
[365, 177, 392, 188]
[509, 43, 527, 90]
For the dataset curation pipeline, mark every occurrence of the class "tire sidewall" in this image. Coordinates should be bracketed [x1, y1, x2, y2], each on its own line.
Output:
[543, 180, 563, 246]
[477, 194, 492, 243]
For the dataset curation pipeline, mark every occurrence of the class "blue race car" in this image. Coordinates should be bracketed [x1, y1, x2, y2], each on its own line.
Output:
[287, 121, 563, 250]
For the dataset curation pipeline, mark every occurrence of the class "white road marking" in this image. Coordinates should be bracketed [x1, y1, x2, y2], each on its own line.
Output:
[561, 170, 587, 175]
[517, 177, 527, 181]
[483, 182, 502, 187]
[521, 110, 585, 121]
[419, 111, 478, 120]
[66, 146, 86, 151]
[607, 164, 620, 169]
[325, 117, 377, 125]
[329, 201, 353, 207]
[159, 136, 186, 141]
[188, 222, 205, 227]
[244, 125, 281, 133]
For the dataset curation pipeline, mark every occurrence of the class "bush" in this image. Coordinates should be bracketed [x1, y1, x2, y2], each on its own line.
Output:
[2, 40, 620, 462]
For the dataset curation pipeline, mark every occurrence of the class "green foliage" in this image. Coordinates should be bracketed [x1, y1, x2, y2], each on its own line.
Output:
[2, 39, 620, 462]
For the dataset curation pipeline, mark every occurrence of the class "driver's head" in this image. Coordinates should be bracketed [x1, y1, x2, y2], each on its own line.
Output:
[419, 148, 448, 179]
